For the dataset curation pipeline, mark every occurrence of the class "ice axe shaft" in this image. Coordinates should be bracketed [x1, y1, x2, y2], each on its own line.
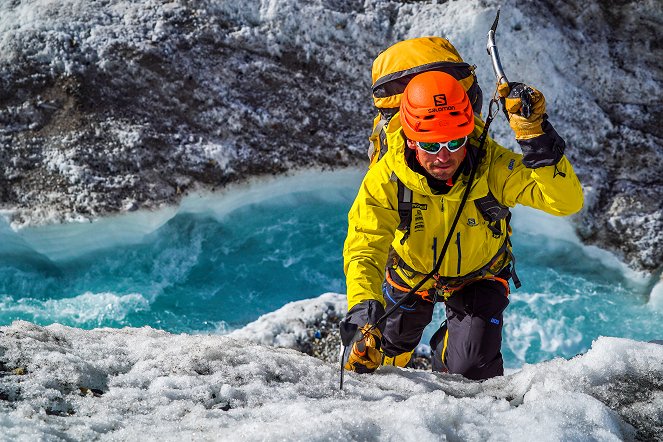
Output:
[339, 320, 359, 390]
[486, 8, 533, 119]
[486, 8, 508, 92]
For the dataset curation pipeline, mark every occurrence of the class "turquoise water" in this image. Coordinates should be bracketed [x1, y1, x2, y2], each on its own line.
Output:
[0, 174, 660, 368]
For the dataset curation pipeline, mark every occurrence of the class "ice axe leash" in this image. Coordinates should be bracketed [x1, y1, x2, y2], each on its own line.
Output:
[486, 8, 533, 119]
[339, 98, 504, 390]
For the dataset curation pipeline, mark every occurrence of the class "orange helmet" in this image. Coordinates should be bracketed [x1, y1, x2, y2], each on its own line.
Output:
[400, 71, 475, 142]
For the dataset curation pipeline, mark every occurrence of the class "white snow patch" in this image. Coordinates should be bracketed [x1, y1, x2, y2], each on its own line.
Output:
[228, 292, 346, 348]
[177, 167, 363, 220]
[0, 206, 178, 262]
[0, 296, 660, 440]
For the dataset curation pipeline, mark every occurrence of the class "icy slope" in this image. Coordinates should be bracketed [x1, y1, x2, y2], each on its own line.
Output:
[0, 0, 661, 272]
[0, 294, 662, 441]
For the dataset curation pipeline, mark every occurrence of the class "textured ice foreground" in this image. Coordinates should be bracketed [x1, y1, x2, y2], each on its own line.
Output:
[1, 294, 662, 441]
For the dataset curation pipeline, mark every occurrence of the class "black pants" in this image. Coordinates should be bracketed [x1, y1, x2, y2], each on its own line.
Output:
[382, 274, 509, 380]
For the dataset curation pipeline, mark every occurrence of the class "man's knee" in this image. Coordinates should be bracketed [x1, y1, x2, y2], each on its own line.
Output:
[438, 280, 509, 380]
[380, 279, 434, 357]
[444, 319, 504, 379]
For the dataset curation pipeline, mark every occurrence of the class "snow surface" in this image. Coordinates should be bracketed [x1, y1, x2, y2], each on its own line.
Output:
[1, 294, 662, 441]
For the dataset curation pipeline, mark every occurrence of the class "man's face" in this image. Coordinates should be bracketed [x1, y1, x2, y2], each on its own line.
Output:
[406, 139, 466, 181]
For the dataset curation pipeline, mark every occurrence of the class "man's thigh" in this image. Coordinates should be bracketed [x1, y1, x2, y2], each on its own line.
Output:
[443, 278, 509, 379]
[381, 280, 435, 357]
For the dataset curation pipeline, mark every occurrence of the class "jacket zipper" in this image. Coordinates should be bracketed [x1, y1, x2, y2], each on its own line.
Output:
[432, 237, 438, 270]
[455, 232, 462, 275]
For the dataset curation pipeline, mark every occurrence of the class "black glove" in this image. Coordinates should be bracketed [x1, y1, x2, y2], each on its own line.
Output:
[340, 300, 386, 373]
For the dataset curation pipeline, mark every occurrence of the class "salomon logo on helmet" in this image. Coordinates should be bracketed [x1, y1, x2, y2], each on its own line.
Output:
[428, 105, 456, 113]
[433, 94, 447, 106]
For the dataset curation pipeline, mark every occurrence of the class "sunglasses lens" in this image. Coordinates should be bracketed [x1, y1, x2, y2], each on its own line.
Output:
[417, 142, 441, 153]
[446, 137, 467, 151]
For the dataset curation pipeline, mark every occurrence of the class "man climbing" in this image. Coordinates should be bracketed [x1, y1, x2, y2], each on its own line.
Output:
[342, 70, 583, 380]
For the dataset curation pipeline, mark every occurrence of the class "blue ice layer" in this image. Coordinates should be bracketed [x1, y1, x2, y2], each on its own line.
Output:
[0, 180, 660, 368]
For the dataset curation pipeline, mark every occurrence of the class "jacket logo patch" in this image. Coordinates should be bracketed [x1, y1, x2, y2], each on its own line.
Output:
[414, 210, 425, 232]
[433, 94, 447, 106]
[467, 218, 477, 226]
[508, 159, 515, 170]
[412, 203, 428, 210]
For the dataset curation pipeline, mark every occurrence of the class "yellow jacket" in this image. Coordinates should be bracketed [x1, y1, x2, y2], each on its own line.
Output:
[343, 114, 584, 310]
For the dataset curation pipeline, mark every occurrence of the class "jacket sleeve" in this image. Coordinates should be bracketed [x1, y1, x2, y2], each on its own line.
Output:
[488, 140, 584, 216]
[343, 168, 399, 312]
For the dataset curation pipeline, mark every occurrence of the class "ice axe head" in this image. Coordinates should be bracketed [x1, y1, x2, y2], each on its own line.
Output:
[504, 83, 535, 119]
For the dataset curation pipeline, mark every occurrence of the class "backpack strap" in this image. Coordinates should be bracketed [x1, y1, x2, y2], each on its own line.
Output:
[369, 109, 399, 165]
[394, 176, 413, 245]
[504, 212, 521, 288]
[474, 191, 510, 221]
[474, 191, 510, 236]
[368, 117, 388, 161]
[473, 192, 521, 287]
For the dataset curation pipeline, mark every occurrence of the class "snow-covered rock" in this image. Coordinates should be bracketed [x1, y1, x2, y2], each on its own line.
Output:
[0, 0, 661, 272]
[0, 294, 662, 441]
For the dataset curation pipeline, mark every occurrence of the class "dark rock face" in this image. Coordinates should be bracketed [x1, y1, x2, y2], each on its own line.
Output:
[0, 0, 661, 273]
[516, 0, 663, 271]
[0, 1, 380, 225]
[580, 0, 663, 271]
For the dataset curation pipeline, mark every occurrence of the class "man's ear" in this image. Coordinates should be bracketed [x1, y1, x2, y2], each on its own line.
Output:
[405, 139, 417, 150]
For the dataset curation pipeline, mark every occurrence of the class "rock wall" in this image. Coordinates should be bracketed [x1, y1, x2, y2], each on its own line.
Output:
[0, 0, 661, 272]
[521, 0, 663, 271]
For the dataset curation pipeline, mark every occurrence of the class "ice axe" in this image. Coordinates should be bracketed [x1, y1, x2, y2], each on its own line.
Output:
[486, 8, 533, 119]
